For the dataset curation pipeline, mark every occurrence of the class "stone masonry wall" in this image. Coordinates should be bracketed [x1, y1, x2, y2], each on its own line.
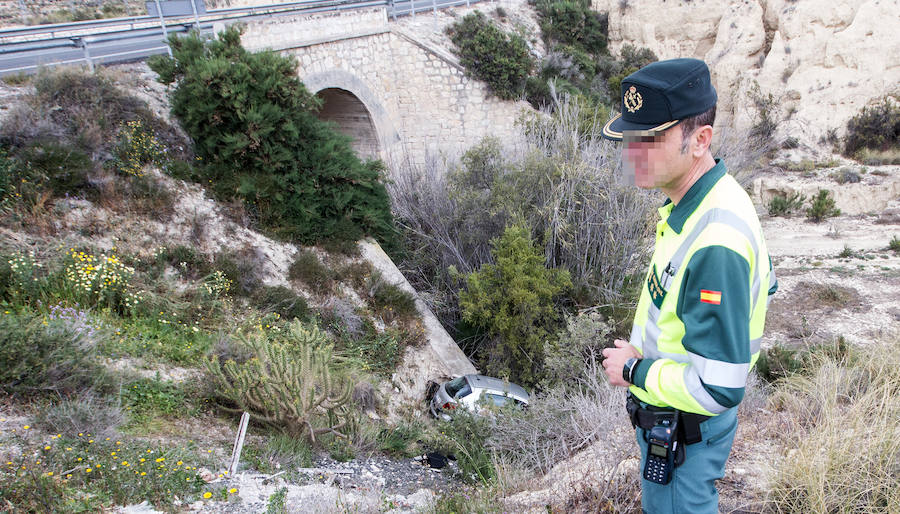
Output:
[238, 7, 528, 167]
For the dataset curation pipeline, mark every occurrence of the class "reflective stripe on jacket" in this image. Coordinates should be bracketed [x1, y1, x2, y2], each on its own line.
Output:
[629, 160, 777, 416]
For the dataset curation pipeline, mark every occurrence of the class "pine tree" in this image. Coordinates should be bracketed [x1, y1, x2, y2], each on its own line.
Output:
[149, 27, 395, 246]
[459, 224, 571, 386]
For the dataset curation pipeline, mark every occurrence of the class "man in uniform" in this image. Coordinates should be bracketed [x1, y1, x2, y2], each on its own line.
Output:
[599, 58, 777, 513]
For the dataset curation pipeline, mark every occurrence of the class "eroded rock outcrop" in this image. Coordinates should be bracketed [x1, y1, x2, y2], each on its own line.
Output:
[594, 0, 900, 153]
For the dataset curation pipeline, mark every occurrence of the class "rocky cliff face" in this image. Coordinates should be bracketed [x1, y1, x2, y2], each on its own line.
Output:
[593, 0, 900, 154]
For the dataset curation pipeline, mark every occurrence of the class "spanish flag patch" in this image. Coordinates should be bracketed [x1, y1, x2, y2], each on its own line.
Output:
[700, 289, 722, 305]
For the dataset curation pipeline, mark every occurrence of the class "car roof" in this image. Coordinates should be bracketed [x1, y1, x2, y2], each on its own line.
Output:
[464, 375, 529, 402]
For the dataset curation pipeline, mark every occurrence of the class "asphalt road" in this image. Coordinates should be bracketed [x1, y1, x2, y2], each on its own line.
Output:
[0, 0, 479, 77]
[0, 29, 190, 76]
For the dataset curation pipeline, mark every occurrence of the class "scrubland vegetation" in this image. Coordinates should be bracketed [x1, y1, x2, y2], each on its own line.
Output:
[446, 0, 658, 117]
[0, 30, 417, 509]
[2, 10, 899, 513]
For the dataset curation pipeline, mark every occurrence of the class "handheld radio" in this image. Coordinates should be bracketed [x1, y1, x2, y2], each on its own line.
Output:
[643, 412, 678, 485]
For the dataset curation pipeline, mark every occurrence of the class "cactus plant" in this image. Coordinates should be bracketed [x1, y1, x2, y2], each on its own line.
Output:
[206, 321, 354, 442]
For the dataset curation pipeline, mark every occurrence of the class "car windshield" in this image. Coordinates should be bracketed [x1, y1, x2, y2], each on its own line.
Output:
[445, 377, 471, 399]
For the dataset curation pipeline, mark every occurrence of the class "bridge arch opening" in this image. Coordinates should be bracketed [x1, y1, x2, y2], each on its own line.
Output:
[315, 88, 380, 160]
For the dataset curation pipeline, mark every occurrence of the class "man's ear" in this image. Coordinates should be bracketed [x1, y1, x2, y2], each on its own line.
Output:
[692, 125, 714, 157]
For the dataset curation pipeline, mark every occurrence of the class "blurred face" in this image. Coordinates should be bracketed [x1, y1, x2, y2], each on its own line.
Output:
[622, 125, 690, 190]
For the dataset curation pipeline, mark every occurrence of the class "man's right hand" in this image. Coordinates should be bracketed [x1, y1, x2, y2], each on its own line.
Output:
[602, 339, 641, 387]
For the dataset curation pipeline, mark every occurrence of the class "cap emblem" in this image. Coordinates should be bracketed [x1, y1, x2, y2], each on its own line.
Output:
[624, 86, 643, 113]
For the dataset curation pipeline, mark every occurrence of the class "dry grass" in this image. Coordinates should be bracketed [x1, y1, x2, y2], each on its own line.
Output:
[855, 147, 900, 166]
[387, 95, 655, 326]
[0, 67, 189, 161]
[765, 342, 900, 512]
[488, 356, 641, 512]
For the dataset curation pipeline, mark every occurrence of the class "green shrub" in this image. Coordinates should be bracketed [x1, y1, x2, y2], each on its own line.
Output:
[16, 141, 95, 198]
[0, 463, 90, 512]
[104, 316, 212, 365]
[748, 82, 781, 143]
[205, 321, 354, 442]
[542, 312, 611, 388]
[837, 244, 856, 259]
[831, 167, 860, 184]
[111, 119, 168, 177]
[7, 68, 190, 161]
[376, 422, 423, 458]
[244, 434, 314, 473]
[121, 377, 191, 423]
[843, 96, 900, 156]
[889, 235, 900, 252]
[0, 251, 45, 304]
[212, 250, 260, 297]
[446, 12, 534, 100]
[252, 285, 309, 321]
[755, 344, 802, 382]
[367, 271, 418, 323]
[327, 437, 356, 462]
[152, 244, 210, 279]
[0, 149, 15, 206]
[767, 191, 805, 216]
[0, 312, 112, 397]
[266, 487, 288, 514]
[533, 0, 608, 55]
[430, 410, 495, 484]
[343, 328, 403, 376]
[389, 100, 653, 341]
[148, 27, 394, 247]
[812, 283, 854, 309]
[756, 337, 852, 383]
[288, 250, 333, 294]
[806, 189, 841, 222]
[459, 224, 571, 386]
[595, 44, 657, 102]
[35, 394, 125, 440]
[432, 490, 501, 513]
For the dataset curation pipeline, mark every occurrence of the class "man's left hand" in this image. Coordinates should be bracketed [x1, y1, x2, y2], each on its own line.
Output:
[602, 339, 642, 387]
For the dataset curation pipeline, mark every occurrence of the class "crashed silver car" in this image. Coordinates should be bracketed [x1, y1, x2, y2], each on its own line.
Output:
[429, 374, 529, 420]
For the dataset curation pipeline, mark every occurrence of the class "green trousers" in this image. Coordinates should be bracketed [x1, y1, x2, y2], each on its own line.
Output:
[636, 406, 738, 514]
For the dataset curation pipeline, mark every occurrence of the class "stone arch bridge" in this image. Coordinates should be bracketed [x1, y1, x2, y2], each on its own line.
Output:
[235, 7, 527, 166]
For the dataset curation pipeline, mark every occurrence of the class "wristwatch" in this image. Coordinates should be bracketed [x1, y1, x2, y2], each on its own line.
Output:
[623, 357, 641, 384]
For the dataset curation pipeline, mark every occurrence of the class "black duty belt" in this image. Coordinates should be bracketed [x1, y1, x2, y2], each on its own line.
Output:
[626, 393, 711, 445]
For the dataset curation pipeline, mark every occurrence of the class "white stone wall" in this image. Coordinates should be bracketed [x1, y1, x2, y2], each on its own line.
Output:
[238, 7, 529, 167]
[240, 7, 389, 52]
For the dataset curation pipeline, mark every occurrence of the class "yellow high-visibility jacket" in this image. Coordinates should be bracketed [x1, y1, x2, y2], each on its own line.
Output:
[629, 160, 777, 416]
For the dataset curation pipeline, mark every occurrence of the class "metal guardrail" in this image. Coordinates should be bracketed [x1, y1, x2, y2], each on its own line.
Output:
[0, 0, 489, 76]
[1, 0, 386, 43]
